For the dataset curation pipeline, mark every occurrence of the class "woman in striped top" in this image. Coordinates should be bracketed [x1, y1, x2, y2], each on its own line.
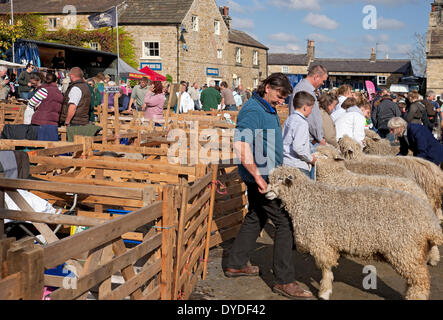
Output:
[23, 73, 44, 124]
[30, 73, 63, 126]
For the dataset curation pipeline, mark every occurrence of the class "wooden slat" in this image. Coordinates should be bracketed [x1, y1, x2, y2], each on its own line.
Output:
[6, 190, 59, 244]
[0, 178, 143, 200]
[0, 209, 108, 227]
[143, 285, 161, 300]
[214, 195, 247, 215]
[29, 156, 196, 175]
[0, 272, 22, 299]
[49, 233, 162, 300]
[43, 202, 163, 269]
[183, 190, 211, 223]
[103, 260, 161, 300]
[211, 209, 245, 232]
[183, 205, 210, 244]
[209, 224, 242, 248]
[35, 144, 83, 157]
[187, 172, 212, 201]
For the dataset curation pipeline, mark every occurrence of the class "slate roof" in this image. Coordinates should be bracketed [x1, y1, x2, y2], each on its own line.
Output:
[312, 58, 413, 75]
[0, 0, 122, 14]
[268, 53, 308, 66]
[118, 0, 194, 24]
[229, 29, 268, 50]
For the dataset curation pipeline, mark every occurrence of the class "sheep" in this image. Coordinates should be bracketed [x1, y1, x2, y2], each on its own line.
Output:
[314, 145, 429, 205]
[363, 129, 400, 156]
[266, 166, 443, 300]
[339, 135, 443, 220]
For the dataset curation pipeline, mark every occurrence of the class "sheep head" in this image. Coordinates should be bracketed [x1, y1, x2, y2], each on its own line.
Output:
[338, 135, 363, 160]
[266, 166, 309, 200]
[315, 145, 346, 175]
[364, 129, 382, 141]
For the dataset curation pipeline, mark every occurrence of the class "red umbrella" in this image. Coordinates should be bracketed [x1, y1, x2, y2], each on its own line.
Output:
[139, 66, 167, 81]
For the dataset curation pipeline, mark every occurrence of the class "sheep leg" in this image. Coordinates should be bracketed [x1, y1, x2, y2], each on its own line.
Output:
[404, 264, 431, 300]
[312, 247, 339, 300]
[318, 268, 334, 300]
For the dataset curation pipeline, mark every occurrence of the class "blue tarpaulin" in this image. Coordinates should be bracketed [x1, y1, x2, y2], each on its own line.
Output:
[14, 41, 41, 76]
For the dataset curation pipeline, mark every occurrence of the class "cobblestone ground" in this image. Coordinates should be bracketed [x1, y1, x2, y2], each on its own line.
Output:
[190, 223, 443, 300]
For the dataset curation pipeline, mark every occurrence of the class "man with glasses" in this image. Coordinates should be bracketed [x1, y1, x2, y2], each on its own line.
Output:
[288, 65, 329, 152]
[17, 63, 35, 100]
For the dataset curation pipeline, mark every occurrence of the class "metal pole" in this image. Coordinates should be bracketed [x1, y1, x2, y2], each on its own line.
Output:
[11, 0, 15, 63]
[116, 5, 119, 83]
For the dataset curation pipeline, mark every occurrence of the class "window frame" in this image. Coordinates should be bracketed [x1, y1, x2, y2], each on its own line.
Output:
[253, 50, 259, 66]
[236, 48, 242, 64]
[282, 66, 289, 73]
[377, 75, 387, 86]
[191, 15, 199, 32]
[48, 17, 58, 30]
[217, 49, 223, 59]
[214, 20, 221, 35]
[142, 41, 161, 59]
[89, 42, 99, 51]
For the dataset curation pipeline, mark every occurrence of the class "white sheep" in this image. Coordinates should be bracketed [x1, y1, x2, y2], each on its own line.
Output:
[339, 135, 443, 220]
[363, 129, 400, 156]
[315, 145, 430, 205]
[266, 166, 443, 300]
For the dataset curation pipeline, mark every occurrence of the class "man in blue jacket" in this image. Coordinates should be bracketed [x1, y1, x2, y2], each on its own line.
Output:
[388, 117, 443, 166]
[224, 73, 314, 300]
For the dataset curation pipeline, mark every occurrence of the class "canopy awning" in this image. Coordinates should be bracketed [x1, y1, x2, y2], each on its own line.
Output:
[0, 59, 26, 69]
[139, 66, 166, 82]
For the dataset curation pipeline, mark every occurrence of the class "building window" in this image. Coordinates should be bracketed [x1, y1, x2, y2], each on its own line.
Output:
[217, 49, 223, 59]
[253, 78, 259, 88]
[377, 76, 387, 86]
[214, 20, 220, 35]
[236, 48, 242, 64]
[89, 42, 99, 51]
[253, 51, 258, 66]
[282, 66, 289, 73]
[48, 18, 58, 29]
[143, 41, 160, 58]
[191, 15, 199, 31]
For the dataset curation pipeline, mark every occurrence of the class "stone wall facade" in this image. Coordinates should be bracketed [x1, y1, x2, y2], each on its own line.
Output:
[268, 65, 308, 75]
[38, 0, 268, 90]
[426, 2, 443, 95]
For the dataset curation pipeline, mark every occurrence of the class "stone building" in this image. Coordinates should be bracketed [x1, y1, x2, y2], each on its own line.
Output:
[426, 0, 443, 95]
[0, 0, 268, 89]
[268, 40, 413, 91]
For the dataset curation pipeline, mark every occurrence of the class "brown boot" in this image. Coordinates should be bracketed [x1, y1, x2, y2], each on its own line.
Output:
[273, 281, 315, 300]
[224, 265, 260, 278]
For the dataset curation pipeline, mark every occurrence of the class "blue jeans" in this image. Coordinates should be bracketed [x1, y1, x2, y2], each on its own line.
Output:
[299, 167, 315, 180]
[310, 142, 319, 153]
[20, 92, 32, 100]
[224, 105, 238, 111]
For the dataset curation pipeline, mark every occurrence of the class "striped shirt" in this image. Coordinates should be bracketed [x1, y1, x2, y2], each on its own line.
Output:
[27, 88, 48, 109]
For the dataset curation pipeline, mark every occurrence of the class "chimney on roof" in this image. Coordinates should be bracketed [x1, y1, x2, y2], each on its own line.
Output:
[220, 6, 232, 30]
[307, 40, 315, 62]
[370, 48, 376, 62]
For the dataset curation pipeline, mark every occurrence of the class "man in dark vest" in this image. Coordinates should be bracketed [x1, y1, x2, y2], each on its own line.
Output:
[59, 67, 91, 127]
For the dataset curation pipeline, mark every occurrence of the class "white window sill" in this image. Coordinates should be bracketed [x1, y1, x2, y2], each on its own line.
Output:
[140, 57, 162, 60]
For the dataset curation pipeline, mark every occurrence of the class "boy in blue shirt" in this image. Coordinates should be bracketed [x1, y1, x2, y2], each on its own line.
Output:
[283, 91, 317, 179]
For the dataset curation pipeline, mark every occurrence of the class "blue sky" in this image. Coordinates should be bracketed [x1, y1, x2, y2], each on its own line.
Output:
[216, 0, 433, 60]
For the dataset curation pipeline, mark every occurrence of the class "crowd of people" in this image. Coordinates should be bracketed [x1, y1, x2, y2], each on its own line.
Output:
[225, 68, 443, 300]
[0, 63, 255, 129]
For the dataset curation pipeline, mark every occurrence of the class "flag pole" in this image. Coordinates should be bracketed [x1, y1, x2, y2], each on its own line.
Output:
[11, 0, 15, 63]
[116, 5, 119, 83]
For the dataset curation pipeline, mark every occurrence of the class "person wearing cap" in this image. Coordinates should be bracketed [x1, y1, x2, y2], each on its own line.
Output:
[373, 91, 401, 141]
[17, 63, 35, 100]
[398, 98, 407, 119]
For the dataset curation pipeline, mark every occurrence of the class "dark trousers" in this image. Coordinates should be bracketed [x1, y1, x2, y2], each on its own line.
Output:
[226, 183, 296, 285]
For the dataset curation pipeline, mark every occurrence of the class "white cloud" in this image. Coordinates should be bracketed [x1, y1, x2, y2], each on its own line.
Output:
[268, 43, 304, 53]
[268, 32, 299, 42]
[307, 33, 336, 43]
[269, 0, 321, 11]
[304, 13, 339, 30]
[377, 17, 406, 30]
[226, 0, 244, 13]
[231, 17, 255, 30]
